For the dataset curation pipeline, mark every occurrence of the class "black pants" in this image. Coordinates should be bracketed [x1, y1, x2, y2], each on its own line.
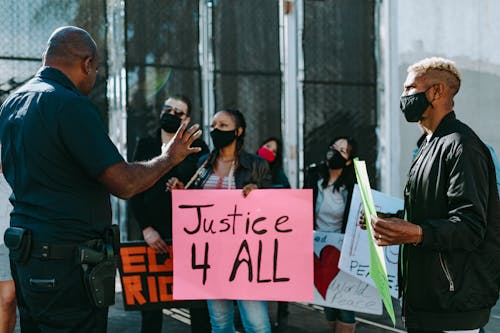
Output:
[276, 302, 289, 325]
[408, 328, 484, 333]
[11, 257, 108, 333]
[141, 304, 211, 333]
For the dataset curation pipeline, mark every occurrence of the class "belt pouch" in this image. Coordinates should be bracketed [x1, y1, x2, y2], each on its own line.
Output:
[4, 227, 32, 263]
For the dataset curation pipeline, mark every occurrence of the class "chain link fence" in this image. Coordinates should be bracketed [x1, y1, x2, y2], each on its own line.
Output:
[212, 0, 282, 153]
[125, 0, 202, 161]
[0, 0, 109, 120]
[125, 0, 202, 239]
[2, 0, 378, 237]
[303, 0, 377, 184]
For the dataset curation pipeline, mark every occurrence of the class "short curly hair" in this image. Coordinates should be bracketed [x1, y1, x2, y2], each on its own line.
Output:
[408, 57, 461, 95]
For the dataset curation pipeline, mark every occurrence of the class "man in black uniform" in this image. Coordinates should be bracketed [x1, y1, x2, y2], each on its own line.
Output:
[0, 26, 202, 332]
[371, 57, 500, 333]
[131, 95, 211, 332]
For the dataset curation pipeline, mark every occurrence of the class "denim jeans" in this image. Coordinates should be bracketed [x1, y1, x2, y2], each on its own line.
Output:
[207, 299, 271, 333]
[324, 307, 356, 324]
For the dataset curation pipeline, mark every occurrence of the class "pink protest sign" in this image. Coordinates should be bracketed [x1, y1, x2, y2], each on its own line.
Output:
[172, 189, 313, 301]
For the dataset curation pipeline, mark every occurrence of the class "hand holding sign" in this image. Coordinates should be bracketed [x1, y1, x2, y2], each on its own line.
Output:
[242, 183, 258, 197]
[142, 226, 169, 253]
[371, 216, 423, 246]
[166, 177, 185, 191]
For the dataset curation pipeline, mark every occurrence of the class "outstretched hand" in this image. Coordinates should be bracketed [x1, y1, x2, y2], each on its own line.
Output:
[161, 122, 202, 166]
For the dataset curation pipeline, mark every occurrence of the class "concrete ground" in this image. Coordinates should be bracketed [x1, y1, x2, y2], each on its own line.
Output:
[105, 295, 500, 332]
[12, 277, 500, 332]
[106, 295, 406, 333]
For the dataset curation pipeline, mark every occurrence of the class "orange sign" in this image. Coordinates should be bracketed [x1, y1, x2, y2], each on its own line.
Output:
[118, 241, 200, 310]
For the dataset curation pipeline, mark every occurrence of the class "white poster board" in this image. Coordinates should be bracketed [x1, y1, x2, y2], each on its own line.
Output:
[311, 231, 382, 315]
[339, 185, 403, 298]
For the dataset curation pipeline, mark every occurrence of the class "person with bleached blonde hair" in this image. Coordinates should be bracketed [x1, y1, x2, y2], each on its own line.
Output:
[367, 57, 500, 333]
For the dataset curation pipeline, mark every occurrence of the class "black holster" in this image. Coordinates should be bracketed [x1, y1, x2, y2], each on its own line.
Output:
[4, 227, 32, 264]
[82, 256, 117, 308]
[79, 225, 120, 308]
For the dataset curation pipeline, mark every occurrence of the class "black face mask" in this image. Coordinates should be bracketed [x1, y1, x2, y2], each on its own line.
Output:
[400, 88, 432, 122]
[210, 128, 237, 149]
[326, 149, 347, 170]
[160, 113, 182, 133]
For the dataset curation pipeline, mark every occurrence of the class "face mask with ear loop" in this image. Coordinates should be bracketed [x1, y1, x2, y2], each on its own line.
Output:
[326, 149, 348, 170]
[210, 128, 238, 149]
[257, 146, 276, 163]
[400, 86, 435, 122]
[159, 113, 182, 133]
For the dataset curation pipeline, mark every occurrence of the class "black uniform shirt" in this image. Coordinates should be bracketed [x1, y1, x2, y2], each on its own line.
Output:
[0, 66, 124, 243]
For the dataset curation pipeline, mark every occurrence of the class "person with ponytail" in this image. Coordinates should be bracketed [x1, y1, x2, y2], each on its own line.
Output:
[304, 136, 358, 333]
[167, 109, 272, 333]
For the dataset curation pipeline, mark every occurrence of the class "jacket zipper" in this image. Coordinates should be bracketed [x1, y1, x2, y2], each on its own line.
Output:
[401, 244, 407, 326]
[439, 252, 455, 292]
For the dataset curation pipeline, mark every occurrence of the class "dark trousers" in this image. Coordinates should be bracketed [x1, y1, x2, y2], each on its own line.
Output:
[141, 304, 211, 333]
[408, 329, 483, 333]
[11, 257, 108, 333]
[276, 302, 289, 325]
[141, 310, 162, 333]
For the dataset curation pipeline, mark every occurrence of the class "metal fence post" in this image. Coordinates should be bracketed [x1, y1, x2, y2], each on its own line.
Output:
[280, 0, 304, 188]
[106, 0, 128, 240]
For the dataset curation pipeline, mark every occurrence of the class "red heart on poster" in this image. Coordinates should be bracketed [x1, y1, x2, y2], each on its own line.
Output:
[314, 245, 341, 299]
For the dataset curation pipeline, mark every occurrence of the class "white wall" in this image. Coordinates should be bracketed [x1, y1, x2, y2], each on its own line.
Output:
[394, 0, 500, 194]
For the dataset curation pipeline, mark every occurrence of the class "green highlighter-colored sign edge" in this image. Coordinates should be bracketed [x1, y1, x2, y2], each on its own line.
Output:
[353, 158, 396, 326]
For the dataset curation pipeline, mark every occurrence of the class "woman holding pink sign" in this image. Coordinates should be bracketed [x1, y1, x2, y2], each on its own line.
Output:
[304, 136, 358, 333]
[167, 109, 272, 333]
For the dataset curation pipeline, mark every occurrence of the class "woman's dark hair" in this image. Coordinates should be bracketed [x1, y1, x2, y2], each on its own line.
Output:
[170, 94, 192, 116]
[220, 109, 246, 156]
[320, 136, 358, 190]
[259, 136, 284, 175]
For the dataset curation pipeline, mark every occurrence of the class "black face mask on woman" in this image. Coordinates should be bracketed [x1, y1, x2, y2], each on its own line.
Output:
[160, 113, 181, 133]
[399, 87, 433, 122]
[210, 128, 237, 149]
[326, 149, 347, 170]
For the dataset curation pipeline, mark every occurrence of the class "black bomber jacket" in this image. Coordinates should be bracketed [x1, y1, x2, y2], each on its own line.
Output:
[191, 150, 271, 190]
[402, 111, 500, 330]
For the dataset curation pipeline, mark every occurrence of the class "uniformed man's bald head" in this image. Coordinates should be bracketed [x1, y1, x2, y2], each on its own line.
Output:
[42, 26, 99, 95]
[43, 26, 97, 67]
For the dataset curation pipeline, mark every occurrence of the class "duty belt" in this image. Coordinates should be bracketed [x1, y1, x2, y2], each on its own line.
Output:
[30, 239, 103, 260]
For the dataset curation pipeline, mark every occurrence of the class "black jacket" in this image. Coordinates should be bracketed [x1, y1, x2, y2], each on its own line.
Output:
[402, 112, 500, 330]
[129, 130, 208, 239]
[303, 162, 355, 233]
[191, 151, 271, 190]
